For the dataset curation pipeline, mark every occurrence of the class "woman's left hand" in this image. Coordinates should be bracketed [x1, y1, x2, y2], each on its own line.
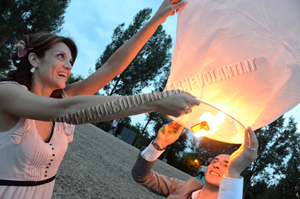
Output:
[151, 0, 188, 24]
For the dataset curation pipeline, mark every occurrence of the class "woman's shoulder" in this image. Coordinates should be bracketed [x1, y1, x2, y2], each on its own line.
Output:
[0, 81, 28, 90]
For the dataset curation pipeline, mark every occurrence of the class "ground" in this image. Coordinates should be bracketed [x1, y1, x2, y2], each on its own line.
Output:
[52, 123, 192, 199]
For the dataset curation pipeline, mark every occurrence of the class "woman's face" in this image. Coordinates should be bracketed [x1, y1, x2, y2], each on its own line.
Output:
[33, 42, 73, 91]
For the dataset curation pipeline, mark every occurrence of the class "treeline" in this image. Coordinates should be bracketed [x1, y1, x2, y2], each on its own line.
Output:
[1, 2, 299, 198]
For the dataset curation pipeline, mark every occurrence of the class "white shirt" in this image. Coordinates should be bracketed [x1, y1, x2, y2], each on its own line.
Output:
[112, 120, 118, 128]
[141, 143, 243, 199]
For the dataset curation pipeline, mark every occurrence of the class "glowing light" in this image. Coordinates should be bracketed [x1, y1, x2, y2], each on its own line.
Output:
[193, 112, 227, 137]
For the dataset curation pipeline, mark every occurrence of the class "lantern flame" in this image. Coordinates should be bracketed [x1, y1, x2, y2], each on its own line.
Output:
[192, 112, 227, 137]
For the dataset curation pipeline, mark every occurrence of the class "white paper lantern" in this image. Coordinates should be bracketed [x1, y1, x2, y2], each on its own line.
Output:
[166, 0, 300, 144]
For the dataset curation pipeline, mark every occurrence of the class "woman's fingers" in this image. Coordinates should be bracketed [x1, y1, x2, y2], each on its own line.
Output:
[157, 91, 200, 117]
[170, 0, 188, 7]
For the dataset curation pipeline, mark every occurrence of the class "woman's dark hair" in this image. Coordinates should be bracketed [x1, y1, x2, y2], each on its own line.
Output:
[3, 33, 78, 90]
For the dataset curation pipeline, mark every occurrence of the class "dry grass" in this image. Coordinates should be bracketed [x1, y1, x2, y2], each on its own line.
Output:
[53, 123, 191, 199]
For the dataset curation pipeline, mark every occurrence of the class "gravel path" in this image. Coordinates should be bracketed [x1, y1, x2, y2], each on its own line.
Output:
[52, 123, 192, 199]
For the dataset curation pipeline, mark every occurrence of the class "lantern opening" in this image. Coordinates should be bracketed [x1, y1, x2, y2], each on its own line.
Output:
[192, 112, 227, 137]
[168, 99, 246, 143]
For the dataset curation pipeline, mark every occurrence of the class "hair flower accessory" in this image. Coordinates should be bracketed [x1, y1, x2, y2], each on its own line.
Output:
[14, 35, 33, 59]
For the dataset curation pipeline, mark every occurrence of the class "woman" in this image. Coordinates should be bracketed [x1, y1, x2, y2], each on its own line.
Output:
[0, 0, 198, 198]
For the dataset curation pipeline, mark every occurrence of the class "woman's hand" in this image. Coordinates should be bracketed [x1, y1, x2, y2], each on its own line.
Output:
[225, 127, 258, 178]
[152, 91, 200, 117]
[155, 121, 186, 149]
[151, 0, 188, 24]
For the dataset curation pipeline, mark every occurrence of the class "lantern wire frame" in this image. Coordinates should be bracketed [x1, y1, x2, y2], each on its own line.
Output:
[170, 100, 247, 144]
[197, 100, 246, 129]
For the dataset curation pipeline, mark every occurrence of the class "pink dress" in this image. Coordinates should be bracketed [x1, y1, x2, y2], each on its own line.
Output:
[0, 82, 75, 199]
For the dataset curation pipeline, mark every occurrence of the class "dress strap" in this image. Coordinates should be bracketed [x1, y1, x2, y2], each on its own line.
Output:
[0, 175, 56, 186]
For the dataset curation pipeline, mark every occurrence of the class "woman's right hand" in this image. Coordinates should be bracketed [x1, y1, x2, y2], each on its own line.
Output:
[152, 91, 200, 117]
[151, 0, 188, 25]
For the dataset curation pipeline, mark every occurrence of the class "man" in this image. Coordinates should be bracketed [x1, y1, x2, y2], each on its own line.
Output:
[109, 119, 121, 135]
[131, 122, 258, 199]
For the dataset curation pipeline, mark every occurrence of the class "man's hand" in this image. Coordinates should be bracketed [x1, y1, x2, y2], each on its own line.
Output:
[225, 127, 258, 178]
[155, 121, 185, 149]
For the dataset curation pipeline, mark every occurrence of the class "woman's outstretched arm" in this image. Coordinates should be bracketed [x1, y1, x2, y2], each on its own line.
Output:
[65, 0, 188, 97]
[0, 83, 198, 124]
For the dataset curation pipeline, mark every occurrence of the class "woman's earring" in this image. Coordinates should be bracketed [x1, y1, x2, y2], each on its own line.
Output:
[30, 65, 38, 73]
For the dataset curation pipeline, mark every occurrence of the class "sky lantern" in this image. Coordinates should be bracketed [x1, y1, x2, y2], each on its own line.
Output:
[165, 0, 300, 144]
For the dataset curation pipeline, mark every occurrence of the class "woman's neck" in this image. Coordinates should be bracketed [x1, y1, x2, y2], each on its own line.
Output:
[30, 82, 54, 97]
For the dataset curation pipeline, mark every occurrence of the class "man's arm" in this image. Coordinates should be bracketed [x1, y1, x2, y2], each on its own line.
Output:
[131, 143, 187, 197]
[218, 127, 258, 199]
[218, 177, 244, 199]
[132, 122, 204, 197]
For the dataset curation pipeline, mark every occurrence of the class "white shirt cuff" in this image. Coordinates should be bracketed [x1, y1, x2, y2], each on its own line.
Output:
[141, 142, 165, 161]
[218, 176, 244, 199]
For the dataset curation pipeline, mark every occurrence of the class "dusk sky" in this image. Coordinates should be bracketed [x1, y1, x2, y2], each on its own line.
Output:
[60, 0, 300, 132]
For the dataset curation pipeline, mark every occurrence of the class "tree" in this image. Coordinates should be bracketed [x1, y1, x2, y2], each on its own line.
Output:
[131, 123, 153, 149]
[95, 116, 132, 133]
[273, 130, 300, 199]
[133, 61, 172, 146]
[241, 116, 299, 199]
[245, 180, 269, 199]
[177, 153, 202, 174]
[246, 143, 300, 199]
[190, 136, 240, 167]
[95, 8, 172, 96]
[66, 73, 85, 85]
[94, 8, 173, 146]
[0, 0, 70, 72]
[133, 111, 172, 147]
[187, 115, 299, 198]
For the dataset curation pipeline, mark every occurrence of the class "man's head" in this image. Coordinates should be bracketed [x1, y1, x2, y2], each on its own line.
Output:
[204, 154, 230, 187]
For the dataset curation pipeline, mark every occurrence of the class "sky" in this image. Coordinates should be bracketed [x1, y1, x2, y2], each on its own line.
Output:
[59, 0, 300, 132]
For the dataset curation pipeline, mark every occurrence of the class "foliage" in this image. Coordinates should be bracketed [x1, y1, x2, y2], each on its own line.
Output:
[95, 8, 172, 96]
[241, 116, 299, 198]
[66, 73, 85, 85]
[134, 110, 172, 146]
[245, 180, 269, 199]
[95, 117, 131, 133]
[131, 123, 153, 149]
[272, 132, 300, 199]
[95, 8, 174, 148]
[134, 59, 172, 146]
[186, 115, 299, 198]
[190, 136, 240, 166]
[94, 121, 112, 132]
[176, 153, 202, 174]
[158, 130, 189, 168]
[0, 0, 70, 72]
